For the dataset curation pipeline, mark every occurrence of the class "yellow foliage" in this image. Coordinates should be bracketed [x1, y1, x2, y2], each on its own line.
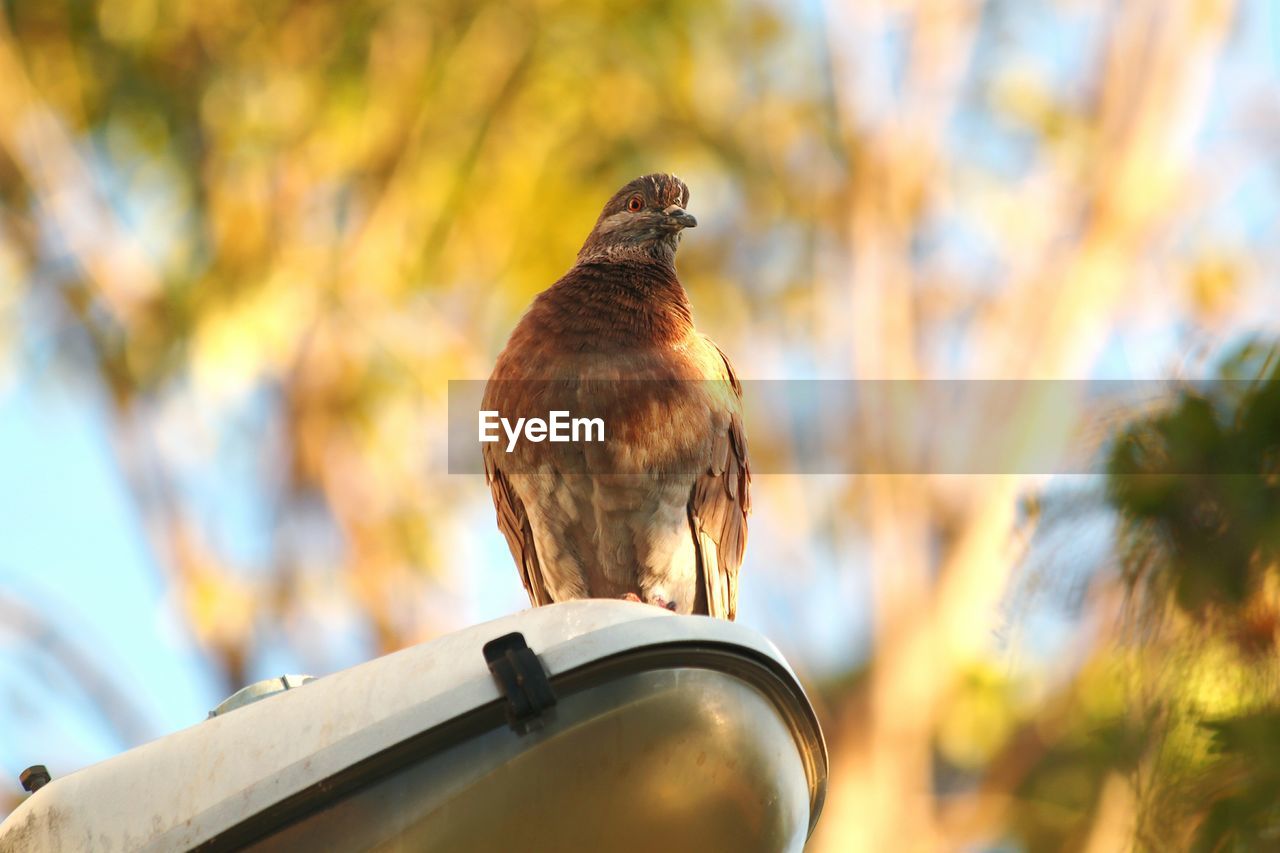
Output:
[936, 666, 1018, 769]
[191, 271, 317, 395]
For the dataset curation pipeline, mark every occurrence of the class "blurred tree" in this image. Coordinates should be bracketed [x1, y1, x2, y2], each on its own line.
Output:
[936, 342, 1280, 849]
[0, 0, 839, 692]
[1101, 340, 1280, 849]
[814, 1, 1245, 848]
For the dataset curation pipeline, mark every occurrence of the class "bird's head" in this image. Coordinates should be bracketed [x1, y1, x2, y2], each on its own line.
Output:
[577, 173, 697, 265]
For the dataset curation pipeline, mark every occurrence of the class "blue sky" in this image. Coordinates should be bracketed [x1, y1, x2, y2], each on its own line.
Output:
[0, 378, 216, 774]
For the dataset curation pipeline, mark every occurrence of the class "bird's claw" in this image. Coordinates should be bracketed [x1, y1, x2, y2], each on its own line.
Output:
[619, 592, 678, 612]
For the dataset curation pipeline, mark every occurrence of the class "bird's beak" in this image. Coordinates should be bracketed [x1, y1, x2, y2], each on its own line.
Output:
[663, 204, 697, 229]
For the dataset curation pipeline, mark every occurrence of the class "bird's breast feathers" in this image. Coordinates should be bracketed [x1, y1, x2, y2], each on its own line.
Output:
[484, 332, 739, 475]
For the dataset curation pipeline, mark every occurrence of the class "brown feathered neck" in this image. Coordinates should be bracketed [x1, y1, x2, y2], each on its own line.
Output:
[526, 258, 695, 350]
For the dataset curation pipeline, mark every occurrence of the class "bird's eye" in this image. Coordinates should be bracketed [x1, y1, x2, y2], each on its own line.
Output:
[627, 195, 644, 212]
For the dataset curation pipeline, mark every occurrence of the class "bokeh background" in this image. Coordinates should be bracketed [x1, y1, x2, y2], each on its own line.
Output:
[2, 0, 1279, 848]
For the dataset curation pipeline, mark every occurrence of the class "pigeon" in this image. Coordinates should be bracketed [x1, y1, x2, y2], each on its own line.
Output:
[482, 173, 749, 619]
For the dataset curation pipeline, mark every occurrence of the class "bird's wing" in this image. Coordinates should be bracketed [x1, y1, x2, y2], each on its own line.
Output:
[484, 446, 554, 608]
[688, 341, 751, 620]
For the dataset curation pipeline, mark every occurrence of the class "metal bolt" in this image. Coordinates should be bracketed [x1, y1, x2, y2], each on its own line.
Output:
[19, 765, 50, 793]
